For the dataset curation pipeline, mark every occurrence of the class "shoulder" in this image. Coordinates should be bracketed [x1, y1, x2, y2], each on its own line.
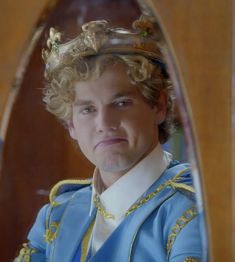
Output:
[159, 161, 197, 224]
[166, 161, 191, 178]
[27, 179, 92, 248]
[49, 178, 92, 207]
[165, 161, 195, 199]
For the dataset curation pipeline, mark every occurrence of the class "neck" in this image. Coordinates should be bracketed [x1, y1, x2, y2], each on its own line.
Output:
[99, 170, 128, 189]
[98, 140, 159, 189]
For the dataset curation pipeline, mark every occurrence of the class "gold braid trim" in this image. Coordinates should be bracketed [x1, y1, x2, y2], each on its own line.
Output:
[126, 168, 193, 216]
[94, 194, 115, 219]
[49, 179, 92, 207]
[166, 205, 198, 259]
[17, 243, 37, 262]
[184, 257, 200, 262]
[81, 220, 95, 262]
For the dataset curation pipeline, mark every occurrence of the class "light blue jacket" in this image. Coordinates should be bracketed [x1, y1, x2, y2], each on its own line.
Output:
[16, 162, 205, 262]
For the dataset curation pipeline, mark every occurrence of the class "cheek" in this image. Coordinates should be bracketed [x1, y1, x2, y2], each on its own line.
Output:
[137, 117, 157, 142]
[76, 128, 88, 145]
[124, 118, 156, 144]
[74, 123, 93, 152]
[129, 112, 156, 131]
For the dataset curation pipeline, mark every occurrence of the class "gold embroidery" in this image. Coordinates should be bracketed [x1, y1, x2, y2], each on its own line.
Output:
[126, 168, 192, 216]
[17, 243, 37, 262]
[94, 168, 192, 220]
[49, 179, 92, 207]
[44, 221, 60, 243]
[184, 257, 200, 262]
[81, 220, 95, 262]
[94, 194, 115, 219]
[166, 205, 198, 258]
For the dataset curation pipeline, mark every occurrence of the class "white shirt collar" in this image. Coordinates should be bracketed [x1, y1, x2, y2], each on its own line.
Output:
[90, 143, 172, 219]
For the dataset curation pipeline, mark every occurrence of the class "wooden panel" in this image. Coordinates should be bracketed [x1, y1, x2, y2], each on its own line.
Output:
[232, 1, 235, 257]
[147, 0, 232, 260]
[0, 0, 51, 127]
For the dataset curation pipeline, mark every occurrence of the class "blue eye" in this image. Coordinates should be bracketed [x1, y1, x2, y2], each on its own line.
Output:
[80, 106, 96, 115]
[115, 99, 132, 107]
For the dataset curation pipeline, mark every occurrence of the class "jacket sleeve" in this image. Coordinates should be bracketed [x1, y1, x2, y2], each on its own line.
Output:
[15, 204, 50, 262]
[168, 210, 204, 262]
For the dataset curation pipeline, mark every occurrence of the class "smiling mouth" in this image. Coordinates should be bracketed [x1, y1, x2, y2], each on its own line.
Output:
[95, 138, 127, 149]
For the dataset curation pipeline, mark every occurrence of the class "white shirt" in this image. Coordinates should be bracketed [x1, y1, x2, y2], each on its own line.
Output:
[89, 144, 172, 254]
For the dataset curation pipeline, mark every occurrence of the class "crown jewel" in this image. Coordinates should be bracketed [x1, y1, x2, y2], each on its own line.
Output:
[42, 15, 164, 80]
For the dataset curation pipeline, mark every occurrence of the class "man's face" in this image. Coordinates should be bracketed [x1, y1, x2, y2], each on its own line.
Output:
[69, 63, 166, 176]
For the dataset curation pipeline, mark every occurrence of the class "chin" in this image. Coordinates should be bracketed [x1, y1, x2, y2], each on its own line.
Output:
[98, 157, 136, 174]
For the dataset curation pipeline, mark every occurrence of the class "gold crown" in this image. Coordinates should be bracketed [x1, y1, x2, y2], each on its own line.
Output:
[42, 15, 165, 80]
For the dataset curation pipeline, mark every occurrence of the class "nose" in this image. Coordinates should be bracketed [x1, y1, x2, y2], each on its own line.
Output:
[95, 107, 119, 133]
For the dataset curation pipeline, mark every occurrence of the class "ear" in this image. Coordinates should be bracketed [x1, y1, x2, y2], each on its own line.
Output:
[155, 91, 167, 125]
[67, 120, 77, 140]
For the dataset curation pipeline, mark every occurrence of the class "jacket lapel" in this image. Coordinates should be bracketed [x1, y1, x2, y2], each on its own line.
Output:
[51, 187, 96, 262]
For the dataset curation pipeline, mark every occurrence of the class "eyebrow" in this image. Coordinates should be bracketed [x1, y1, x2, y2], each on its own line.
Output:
[111, 91, 136, 100]
[74, 91, 137, 106]
[74, 99, 94, 107]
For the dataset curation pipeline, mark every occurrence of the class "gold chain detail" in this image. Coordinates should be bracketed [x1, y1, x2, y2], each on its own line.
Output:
[44, 221, 60, 243]
[126, 168, 191, 216]
[49, 179, 92, 207]
[184, 257, 200, 262]
[93, 194, 115, 219]
[125, 179, 170, 217]
[17, 243, 37, 262]
[166, 205, 198, 258]
[94, 168, 191, 220]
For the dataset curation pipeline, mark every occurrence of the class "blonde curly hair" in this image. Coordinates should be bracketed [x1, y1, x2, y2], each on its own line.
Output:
[43, 54, 174, 144]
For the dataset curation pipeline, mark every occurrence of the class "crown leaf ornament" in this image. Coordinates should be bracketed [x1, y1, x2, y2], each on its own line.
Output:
[42, 15, 165, 80]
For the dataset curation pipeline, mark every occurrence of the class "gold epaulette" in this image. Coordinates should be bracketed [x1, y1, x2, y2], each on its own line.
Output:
[49, 179, 92, 207]
[168, 167, 195, 193]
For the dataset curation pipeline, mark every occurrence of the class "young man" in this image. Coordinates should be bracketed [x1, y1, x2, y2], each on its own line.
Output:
[16, 16, 203, 261]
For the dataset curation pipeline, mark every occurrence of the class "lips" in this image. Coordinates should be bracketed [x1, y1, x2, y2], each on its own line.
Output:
[95, 138, 127, 149]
